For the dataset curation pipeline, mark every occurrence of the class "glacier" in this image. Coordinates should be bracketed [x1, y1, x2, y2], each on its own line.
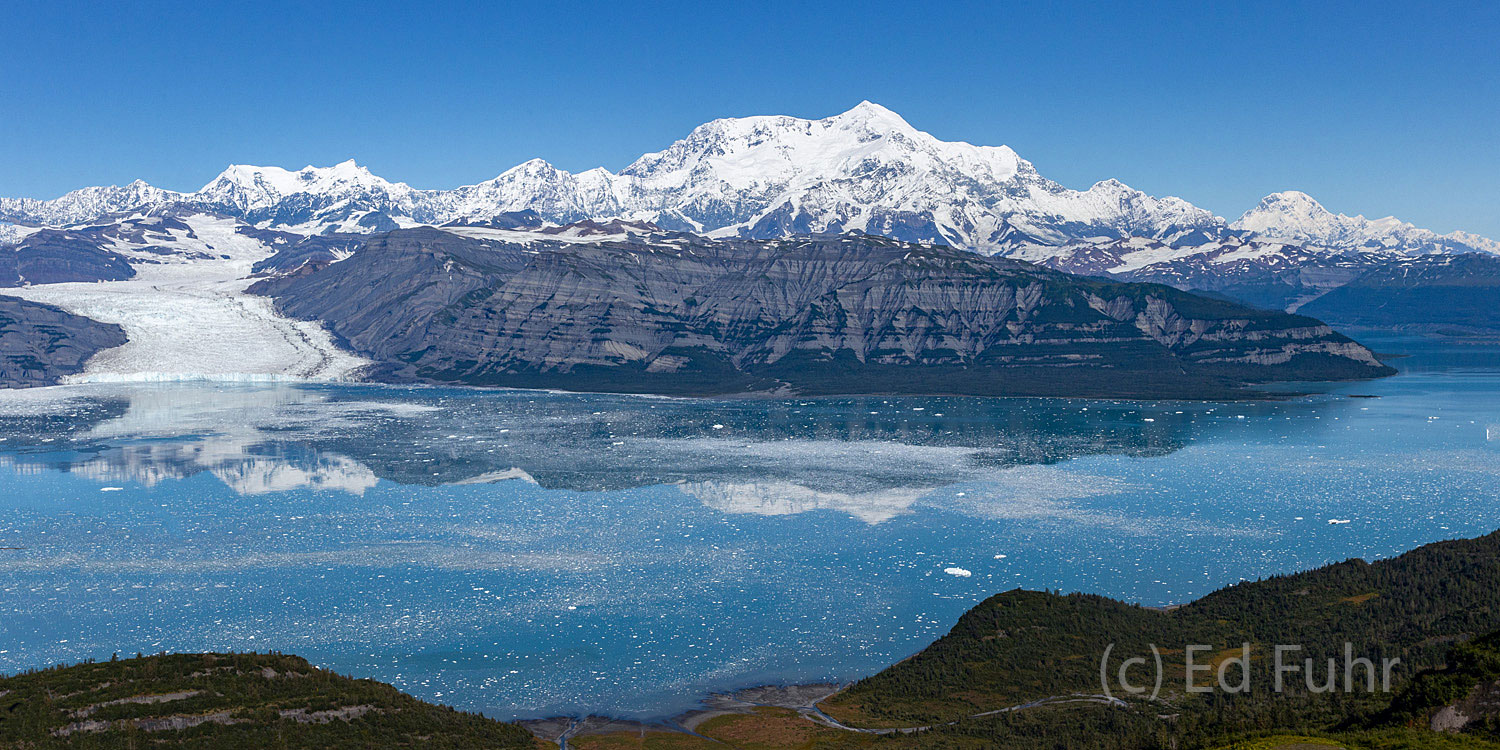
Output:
[0, 214, 368, 384]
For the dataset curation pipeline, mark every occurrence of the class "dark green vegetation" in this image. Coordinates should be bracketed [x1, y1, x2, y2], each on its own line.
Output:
[1299, 254, 1500, 335]
[0, 296, 126, 387]
[0, 652, 537, 749]
[251, 228, 1391, 398]
[812, 529, 1500, 748]
[1379, 631, 1500, 735]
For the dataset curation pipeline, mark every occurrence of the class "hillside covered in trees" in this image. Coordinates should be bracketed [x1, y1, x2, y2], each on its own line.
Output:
[0, 652, 538, 749]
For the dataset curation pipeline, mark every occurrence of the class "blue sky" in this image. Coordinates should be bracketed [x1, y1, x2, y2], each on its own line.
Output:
[2, 0, 1496, 235]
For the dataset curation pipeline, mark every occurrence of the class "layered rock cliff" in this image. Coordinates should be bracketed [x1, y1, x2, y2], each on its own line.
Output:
[251, 228, 1392, 398]
[0, 296, 127, 387]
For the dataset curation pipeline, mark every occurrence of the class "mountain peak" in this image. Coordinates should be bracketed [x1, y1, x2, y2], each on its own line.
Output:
[1232, 191, 1341, 241]
[1230, 190, 1496, 255]
[1258, 190, 1327, 211]
[496, 158, 571, 183]
[204, 161, 394, 196]
[309, 159, 376, 180]
[833, 100, 910, 126]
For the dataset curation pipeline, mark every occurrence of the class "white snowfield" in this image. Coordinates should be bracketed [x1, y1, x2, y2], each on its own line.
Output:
[0, 215, 368, 384]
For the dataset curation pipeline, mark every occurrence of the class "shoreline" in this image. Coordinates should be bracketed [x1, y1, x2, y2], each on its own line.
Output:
[518, 683, 850, 747]
[515, 681, 1135, 747]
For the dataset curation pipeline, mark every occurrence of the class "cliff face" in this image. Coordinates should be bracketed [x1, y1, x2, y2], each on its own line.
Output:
[252, 228, 1392, 398]
[0, 296, 127, 387]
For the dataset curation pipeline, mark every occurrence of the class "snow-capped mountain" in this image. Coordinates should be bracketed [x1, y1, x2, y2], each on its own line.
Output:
[1, 102, 1493, 265]
[1232, 191, 1500, 256]
[0, 180, 180, 228]
[195, 160, 422, 227]
[597, 101, 1223, 247]
[0, 103, 1224, 250]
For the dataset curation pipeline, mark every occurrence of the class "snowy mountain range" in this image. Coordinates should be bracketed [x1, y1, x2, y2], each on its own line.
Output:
[5, 101, 1492, 261]
[1231, 190, 1498, 255]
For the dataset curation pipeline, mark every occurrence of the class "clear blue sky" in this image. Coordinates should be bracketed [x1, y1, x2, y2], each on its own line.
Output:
[2, 0, 1497, 235]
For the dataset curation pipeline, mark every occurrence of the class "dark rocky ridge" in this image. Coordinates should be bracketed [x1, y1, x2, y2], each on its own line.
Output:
[0, 296, 127, 387]
[251, 228, 1393, 398]
[0, 229, 137, 286]
[0, 213, 231, 287]
[246, 229, 367, 274]
[1037, 238, 1389, 313]
[1298, 252, 1500, 333]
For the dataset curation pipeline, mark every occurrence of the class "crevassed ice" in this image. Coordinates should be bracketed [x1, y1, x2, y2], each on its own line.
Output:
[0, 214, 368, 383]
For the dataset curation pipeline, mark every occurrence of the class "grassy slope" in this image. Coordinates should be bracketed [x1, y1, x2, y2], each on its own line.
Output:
[563, 531, 1500, 750]
[0, 652, 538, 749]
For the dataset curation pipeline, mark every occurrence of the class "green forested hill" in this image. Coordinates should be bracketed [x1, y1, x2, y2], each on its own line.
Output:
[811, 530, 1500, 748]
[0, 652, 538, 749]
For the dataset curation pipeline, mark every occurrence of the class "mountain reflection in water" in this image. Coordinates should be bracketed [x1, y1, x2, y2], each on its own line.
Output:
[0, 382, 1240, 523]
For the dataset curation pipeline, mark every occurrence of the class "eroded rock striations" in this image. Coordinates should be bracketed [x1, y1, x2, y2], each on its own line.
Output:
[0, 296, 127, 387]
[251, 228, 1392, 397]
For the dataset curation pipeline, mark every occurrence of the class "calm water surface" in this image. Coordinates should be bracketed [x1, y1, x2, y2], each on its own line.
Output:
[2, 335, 1498, 719]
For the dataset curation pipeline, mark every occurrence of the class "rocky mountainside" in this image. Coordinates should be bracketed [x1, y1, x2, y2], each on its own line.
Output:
[0, 213, 242, 287]
[1297, 252, 1500, 332]
[0, 296, 127, 386]
[249, 227, 1392, 398]
[1018, 235, 1396, 312]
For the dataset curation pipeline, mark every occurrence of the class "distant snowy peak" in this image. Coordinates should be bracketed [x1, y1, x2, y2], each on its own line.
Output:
[1233, 190, 1500, 255]
[1, 102, 1493, 257]
[0, 180, 182, 228]
[619, 99, 1022, 188]
[605, 100, 1222, 249]
[196, 160, 417, 212]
